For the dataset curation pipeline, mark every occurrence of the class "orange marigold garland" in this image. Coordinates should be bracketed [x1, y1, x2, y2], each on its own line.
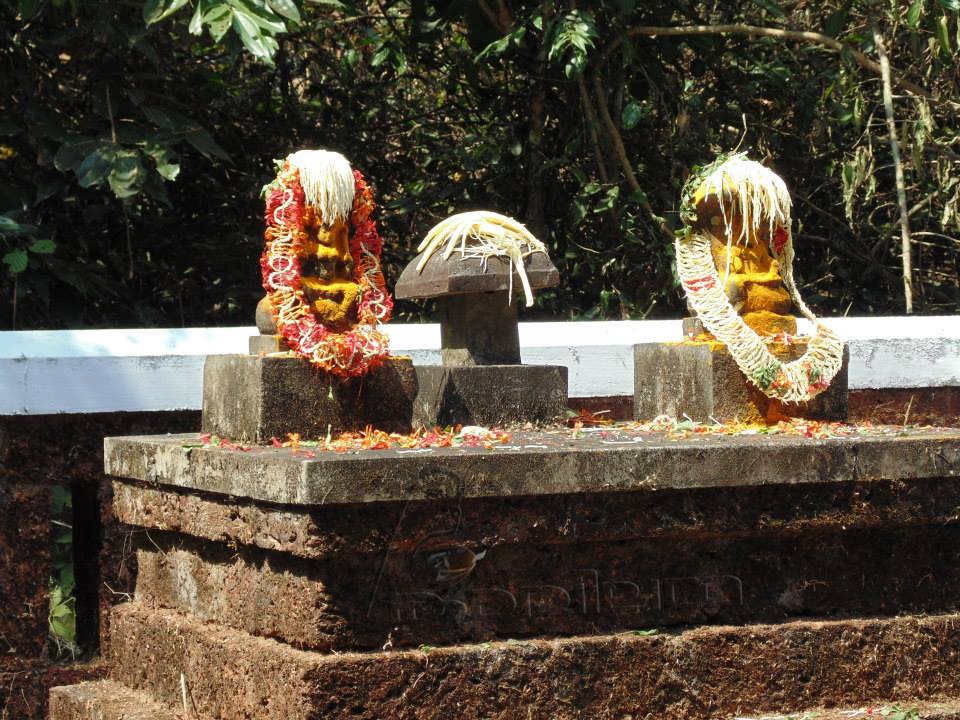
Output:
[261, 154, 393, 377]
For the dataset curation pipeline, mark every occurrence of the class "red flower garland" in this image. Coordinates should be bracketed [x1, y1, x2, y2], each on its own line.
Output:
[260, 161, 393, 377]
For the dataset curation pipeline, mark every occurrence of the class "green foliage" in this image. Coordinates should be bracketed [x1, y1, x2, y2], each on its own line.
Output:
[49, 485, 78, 658]
[878, 705, 921, 720]
[0, 0, 958, 329]
[1, 213, 54, 276]
[547, 9, 598, 78]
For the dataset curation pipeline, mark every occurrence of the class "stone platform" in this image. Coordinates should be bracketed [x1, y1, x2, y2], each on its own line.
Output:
[53, 426, 960, 719]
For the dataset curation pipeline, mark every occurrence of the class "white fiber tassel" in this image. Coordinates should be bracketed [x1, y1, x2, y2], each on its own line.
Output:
[416, 211, 548, 307]
[287, 149, 355, 225]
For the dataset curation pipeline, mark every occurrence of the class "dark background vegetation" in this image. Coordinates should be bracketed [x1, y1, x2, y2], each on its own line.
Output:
[1, 0, 958, 330]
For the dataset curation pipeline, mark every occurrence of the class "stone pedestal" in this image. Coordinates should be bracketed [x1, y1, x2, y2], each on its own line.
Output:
[437, 293, 521, 366]
[413, 364, 567, 427]
[634, 340, 849, 423]
[49, 427, 960, 719]
[201, 355, 417, 442]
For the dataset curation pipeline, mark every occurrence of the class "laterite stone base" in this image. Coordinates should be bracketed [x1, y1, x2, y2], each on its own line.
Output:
[119, 472, 960, 652]
[634, 340, 849, 423]
[413, 364, 568, 427]
[48, 680, 177, 720]
[90, 603, 960, 720]
[201, 354, 417, 442]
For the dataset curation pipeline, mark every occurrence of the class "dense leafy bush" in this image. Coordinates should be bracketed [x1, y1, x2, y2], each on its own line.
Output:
[1, 0, 957, 329]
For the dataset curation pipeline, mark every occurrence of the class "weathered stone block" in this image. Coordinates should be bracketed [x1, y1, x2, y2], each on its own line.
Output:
[201, 355, 417, 442]
[129, 516, 960, 651]
[113, 476, 960, 563]
[106, 601, 960, 720]
[248, 334, 285, 355]
[48, 680, 177, 720]
[413, 364, 567, 427]
[634, 340, 849, 423]
[135, 541, 347, 650]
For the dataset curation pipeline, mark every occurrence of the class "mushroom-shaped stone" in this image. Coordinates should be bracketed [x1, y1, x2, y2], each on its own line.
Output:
[395, 211, 559, 366]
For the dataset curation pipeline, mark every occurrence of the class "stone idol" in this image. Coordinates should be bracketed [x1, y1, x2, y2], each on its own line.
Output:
[636, 154, 849, 423]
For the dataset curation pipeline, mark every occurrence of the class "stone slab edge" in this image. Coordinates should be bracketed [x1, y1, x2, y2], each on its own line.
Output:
[112, 477, 960, 561]
[104, 431, 960, 506]
[109, 601, 960, 720]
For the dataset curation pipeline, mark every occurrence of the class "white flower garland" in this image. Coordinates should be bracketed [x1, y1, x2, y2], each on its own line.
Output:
[676, 156, 844, 402]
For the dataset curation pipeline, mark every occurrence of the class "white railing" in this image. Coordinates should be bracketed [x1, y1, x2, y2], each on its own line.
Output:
[1, 317, 958, 415]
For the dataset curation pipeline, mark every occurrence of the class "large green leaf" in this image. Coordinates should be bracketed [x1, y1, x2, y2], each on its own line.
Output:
[75, 145, 118, 188]
[230, 7, 277, 63]
[907, 0, 925, 28]
[267, 0, 300, 22]
[28, 239, 56, 254]
[204, 3, 234, 40]
[146, 144, 181, 180]
[3, 250, 29, 274]
[53, 139, 103, 172]
[108, 151, 146, 198]
[231, 0, 287, 33]
[824, 2, 851, 37]
[935, 13, 953, 54]
[0, 216, 24, 234]
[182, 127, 230, 161]
[189, 0, 206, 34]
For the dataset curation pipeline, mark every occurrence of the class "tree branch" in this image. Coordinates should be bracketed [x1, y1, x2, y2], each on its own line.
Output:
[590, 72, 673, 242]
[576, 75, 611, 185]
[591, 72, 640, 192]
[873, 25, 913, 314]
[604, 23, 959, 110]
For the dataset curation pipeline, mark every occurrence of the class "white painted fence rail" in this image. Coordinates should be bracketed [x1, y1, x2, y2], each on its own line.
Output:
[1, 317, 958, 415]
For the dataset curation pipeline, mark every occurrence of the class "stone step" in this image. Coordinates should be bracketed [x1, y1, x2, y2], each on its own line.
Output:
[109, 601, 960, 720]
[729, 700, 960, 719]
[48, 679, 181, 720]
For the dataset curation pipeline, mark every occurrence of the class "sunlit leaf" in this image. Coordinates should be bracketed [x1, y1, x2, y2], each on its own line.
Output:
[75, 145, 117, 188]
[907, 0, 925, 28]
[231, 6, 278, 64]
[935, 13, 953, 54]
[205, 4, 233, 40]
[143, 0, 190, 26]
[189, 0, 206, 34]
[268, 0, 300, 22]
